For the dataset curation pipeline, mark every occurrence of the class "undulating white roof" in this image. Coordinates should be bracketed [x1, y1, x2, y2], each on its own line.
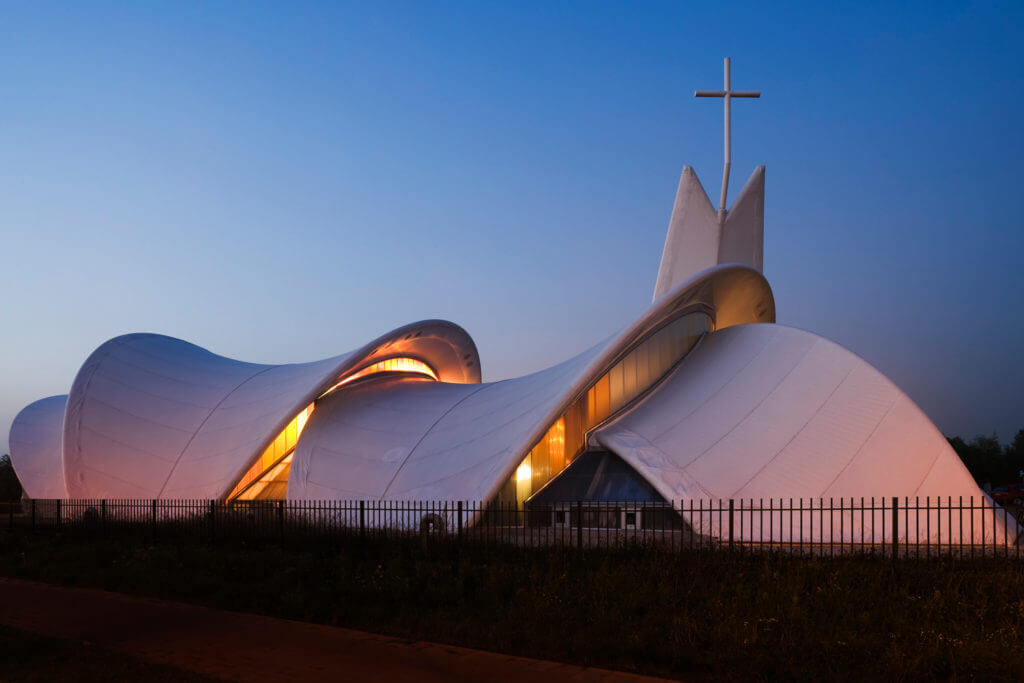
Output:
[5, 155, 1008, 548]
[60, 321, 479, 499]
[595, 323, 1018, 544]
[290, 265, 775, 511]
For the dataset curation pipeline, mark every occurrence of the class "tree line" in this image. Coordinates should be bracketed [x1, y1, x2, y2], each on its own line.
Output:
[0, 455, 21, 502]
[948, 429, 1024, 486]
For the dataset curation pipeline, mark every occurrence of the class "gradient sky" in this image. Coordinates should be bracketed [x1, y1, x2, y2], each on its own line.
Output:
[2, 1, 1022, 455]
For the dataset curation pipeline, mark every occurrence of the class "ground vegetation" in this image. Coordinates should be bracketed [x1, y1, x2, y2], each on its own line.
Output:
[0, 529, 1022, 680]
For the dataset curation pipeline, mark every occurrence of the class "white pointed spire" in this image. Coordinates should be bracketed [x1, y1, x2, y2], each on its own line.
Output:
[719, 165, 765, 272]
[654, 59, 765, 301]
[653, 167, 718, 301]
[653, 166, 765, 302]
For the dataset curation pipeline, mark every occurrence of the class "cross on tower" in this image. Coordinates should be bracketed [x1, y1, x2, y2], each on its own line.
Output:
[695, 57, 760, 221]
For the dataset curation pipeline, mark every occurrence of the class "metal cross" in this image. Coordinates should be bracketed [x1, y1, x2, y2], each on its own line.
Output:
[695, 57, 760, 220]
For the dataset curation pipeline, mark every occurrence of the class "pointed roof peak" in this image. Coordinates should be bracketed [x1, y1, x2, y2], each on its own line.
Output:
[653, 166, 765, 302]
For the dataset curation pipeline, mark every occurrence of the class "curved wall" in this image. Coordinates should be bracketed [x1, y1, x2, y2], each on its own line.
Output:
[594, 323, 1017, 544]
[61, 320, 479, 500]
[8, 395, 69, 499]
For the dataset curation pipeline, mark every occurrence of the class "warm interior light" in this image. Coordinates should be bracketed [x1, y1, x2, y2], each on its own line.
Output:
[515, 457, 532, 507]
[228, 357, 438, 502]
[227, 403, 315, 501]
[548, 418, 565, 462]
[321, 357, 438, 397]
[507, 311, 713, 507]
[235, 452, 293, 501]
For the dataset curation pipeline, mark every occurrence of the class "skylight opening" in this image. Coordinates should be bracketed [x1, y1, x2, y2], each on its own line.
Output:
[320, 357, 438, 397]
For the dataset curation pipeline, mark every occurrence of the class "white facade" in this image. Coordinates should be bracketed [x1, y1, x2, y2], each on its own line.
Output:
[7, 162, 1012, 544]
[595, 323, 1010, 543]
[58, 320, 479, 500]
[8, 395, 68, 499]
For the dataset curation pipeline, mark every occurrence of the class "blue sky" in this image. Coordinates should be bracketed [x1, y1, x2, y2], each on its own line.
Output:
[2, 1, 1023, 455]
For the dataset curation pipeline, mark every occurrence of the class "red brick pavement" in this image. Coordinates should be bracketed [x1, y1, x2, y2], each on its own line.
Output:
[0, 579, 671, 682]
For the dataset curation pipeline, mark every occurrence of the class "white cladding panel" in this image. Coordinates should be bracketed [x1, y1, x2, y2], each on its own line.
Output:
[382, 342, 603, 502]
[595, 323, 1016, 544]
[289, 378, 481, 500]
[8, 395, 69, 499]
[62, 334, 264, 498]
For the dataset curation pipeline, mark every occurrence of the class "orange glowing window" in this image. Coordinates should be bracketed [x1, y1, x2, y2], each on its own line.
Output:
[321, 357, 438, 397]
[506, 310, 713, 507]
[227, 357, 438, 502]
[227, 403, 315, 501]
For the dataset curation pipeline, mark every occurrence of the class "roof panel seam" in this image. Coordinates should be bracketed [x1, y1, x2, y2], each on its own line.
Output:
[648, 326, 777, 443]
[728, 365, 857, 498]
[681, 337, 821, 471]
[155, 365, 279, 498]
[100, 353, 255, 390]
[378, 383, 492, 500]
[819, 393, 901, 497]
[78, 395, 197, 436]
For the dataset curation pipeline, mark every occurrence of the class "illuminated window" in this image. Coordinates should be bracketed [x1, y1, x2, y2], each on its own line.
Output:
[320, 357, 438, 397]
[228, 357, 439, 502]
[227, 404, 314, 501]
[515, 459, 532, 506]
[236, 452, 293, 501]
[505, 310, 712, 507]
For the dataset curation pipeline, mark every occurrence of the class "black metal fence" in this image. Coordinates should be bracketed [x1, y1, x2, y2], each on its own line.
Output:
[4, 497, 1023, 557]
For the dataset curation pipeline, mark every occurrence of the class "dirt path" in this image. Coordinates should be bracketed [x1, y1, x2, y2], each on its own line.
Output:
[0, 579, 669, 682]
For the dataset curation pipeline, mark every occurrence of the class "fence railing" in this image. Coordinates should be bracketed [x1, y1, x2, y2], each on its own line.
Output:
[4, 497, 1023, 557]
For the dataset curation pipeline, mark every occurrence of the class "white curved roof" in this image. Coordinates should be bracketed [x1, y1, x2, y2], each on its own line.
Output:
[290, 265, 775, 509]
[61, 320, 479, 500]
[290, 343, 603, 503]
[594, 323, 1017, 544]
[8, 395, 69, 499]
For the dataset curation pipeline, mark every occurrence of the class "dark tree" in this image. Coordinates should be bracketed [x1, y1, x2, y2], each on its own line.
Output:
[0, 454, 22, 502]
[1005, 430, 1024, 481]
[949, 433, 1024, 485]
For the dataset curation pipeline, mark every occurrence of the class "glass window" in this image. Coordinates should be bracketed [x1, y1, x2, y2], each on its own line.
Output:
[320, 357, 437, 397]
[227, 403, 315, 501]
[503, 310, 711, 508]
[228, 357, 440, 502]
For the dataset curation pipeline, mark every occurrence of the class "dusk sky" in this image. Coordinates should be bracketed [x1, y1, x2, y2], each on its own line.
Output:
[2, 1, 1022, 455]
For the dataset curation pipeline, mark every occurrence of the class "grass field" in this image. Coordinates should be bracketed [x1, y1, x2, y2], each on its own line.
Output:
[1, 529, 1023, 680]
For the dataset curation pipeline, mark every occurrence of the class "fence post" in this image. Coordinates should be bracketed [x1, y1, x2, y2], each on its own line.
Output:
[457, 501, 463, 539]
[576, 501, 583, 550]
[101, 499, 106, 531]
[209, 500, 216, 538]
[151, 499, 157, 537]
[278, 500, 285, 543]
[55, 499, 61, 531]
[728, 499, 734, 550]
[31, 499, 36, 531]
[359, 500, 366, 540]
[891, 496, 899, 558]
